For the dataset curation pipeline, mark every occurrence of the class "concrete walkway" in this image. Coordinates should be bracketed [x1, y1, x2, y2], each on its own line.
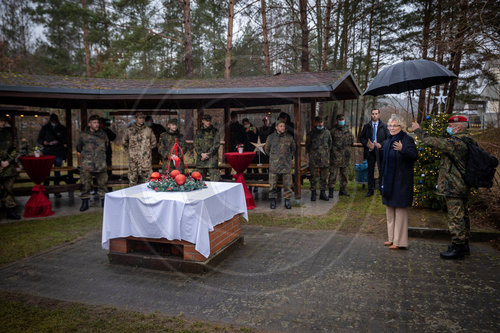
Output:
[1, 225, 498, 332]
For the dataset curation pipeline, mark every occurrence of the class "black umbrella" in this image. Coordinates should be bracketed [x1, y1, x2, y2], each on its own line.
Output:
[363, 59, 457, 118]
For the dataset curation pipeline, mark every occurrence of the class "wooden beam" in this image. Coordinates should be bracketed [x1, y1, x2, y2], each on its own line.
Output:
[80, 102, 87, 131]
[310, 99, 316, 132]
[293, 99, 301, 199]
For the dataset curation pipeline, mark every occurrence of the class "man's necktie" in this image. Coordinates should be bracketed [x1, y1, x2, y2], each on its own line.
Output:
[372, 123, 377, 143]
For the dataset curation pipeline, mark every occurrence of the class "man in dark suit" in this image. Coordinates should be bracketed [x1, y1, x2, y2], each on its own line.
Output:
[359, 109, 389, 196]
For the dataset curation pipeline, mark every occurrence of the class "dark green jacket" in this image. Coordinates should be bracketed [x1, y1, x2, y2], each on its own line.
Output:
[194, 125, 220, 168]
[76, 127, 108, 173]
[415, 129, 468, 198]
[265, 131, 296, 173]
[0, 127, 18, 177]
[330, 124, 354, 167]
[306, 127, 331, 168]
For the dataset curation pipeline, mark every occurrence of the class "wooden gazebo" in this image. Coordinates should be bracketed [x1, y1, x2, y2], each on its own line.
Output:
[0, 71, 361, 198]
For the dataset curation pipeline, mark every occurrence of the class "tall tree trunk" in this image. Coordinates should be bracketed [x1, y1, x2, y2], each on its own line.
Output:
[417, 0, 432, 122]
[359, 0, 374, 136]
[446, 0, 468, 114]
[261, 0, 271, 75]
[321, 0, 332, 70]
[332, 1, 342, 67]
[224, 0, 235, 79]
[316, 0, 322, 70]
[431, 0, 443, 115]
[81, 0, 92, 77]
[100, 0, 110, 47]
[182, 0, 193, 79]
[341, 0, 350, 69]
[299, 0, 309, 71]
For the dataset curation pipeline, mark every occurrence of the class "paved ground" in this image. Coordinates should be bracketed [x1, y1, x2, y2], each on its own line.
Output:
[1, 225, 498, 332]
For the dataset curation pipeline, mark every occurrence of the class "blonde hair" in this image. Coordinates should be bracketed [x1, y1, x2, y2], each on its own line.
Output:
[388, 114, 406, 131]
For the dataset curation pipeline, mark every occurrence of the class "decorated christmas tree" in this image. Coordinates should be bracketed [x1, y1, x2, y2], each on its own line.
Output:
[413, 113, 449, 210]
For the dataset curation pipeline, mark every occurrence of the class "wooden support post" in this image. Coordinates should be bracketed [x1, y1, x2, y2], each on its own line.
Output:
[65, 108, 73, 166]
[310, 99, 316, 131]
[293, 99, 301, 199]
[80, 103, 87, 131]
[223, 104, 231, 178]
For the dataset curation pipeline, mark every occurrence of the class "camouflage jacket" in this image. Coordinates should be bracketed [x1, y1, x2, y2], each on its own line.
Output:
[305, 127, 332, 168]
[415, 129, 468, 198]
[158, 130, 186, 162]
[330, 124, 354, 167]
[122, 123, 156, 162]
[76, 127, 108, 173]
[264, 131, 296, 173]
[0, 127, 18, 178]
[194, 125, 220, 168]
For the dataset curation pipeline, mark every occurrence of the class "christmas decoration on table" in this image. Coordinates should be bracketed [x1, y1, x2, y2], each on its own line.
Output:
[250, 136, 266, 166]
[236, 144, 244, 153]
[148, 138, 207, 192]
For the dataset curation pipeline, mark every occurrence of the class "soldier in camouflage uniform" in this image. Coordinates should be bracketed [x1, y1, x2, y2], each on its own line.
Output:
[264, 119, 296, 209]
[306, 116, 332, 201]
[123, 112, 157, 186]
[0, 115, 21, 219]
[328, 114, 354, 197]
[158, 118, 186, 174]
[194, 114, 220, 181]
[412, 115, 471, 260]
[76, 115, 109, 212]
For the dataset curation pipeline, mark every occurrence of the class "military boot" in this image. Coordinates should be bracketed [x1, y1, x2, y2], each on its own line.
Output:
[6, 207, 21, 220]
[284, 199, 291, 209]
[440, 243, 466, 260]
[339, 187, 350, 196]
[101, 197, 105, 208]
[270, 198, 276, 209]
[79, 199, 90, 212]
[311, 190, 317, 201]
[448, 241, 470, 255]
[319, 190, 329, 201]
[328, 188, 334, 198]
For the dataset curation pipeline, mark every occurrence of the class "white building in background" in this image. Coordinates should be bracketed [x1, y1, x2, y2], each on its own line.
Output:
[478, 60, 500, 128]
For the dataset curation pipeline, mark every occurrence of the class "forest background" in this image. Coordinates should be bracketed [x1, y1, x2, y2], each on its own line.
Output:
[0, 0, 499, 133]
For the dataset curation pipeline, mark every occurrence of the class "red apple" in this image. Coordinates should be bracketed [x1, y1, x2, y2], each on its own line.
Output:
[150, 172, 161, 180]
[175, 174, 186, 186]
[191, 171, 202, 181]
[170, 170, 181, 179]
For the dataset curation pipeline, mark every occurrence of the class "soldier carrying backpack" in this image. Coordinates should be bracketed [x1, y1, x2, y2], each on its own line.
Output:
[412, 115, 498, 260]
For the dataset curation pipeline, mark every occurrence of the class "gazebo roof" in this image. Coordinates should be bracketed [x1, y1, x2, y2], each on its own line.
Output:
[0, 71, 361, 109]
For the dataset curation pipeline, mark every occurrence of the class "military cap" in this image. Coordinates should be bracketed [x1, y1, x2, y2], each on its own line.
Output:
[314, 116, 324, 123]
[275, 119, 285, 125]
[336, 114, 345, 120]
[49, 113, 59, 122]
[202, 114, 212, 121]
[448, 115, 467, 123]
[88, 114, 100, 122]
[134, 111, 145, 118]
[167, 118, 178, 125]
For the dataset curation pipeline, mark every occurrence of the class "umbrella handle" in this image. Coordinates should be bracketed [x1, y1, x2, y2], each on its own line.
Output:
[407, 90, 416, 133]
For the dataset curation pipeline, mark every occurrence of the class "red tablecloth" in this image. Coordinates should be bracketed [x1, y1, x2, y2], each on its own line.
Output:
[19, 155, 56, 218]
[224, 152, 256, 210]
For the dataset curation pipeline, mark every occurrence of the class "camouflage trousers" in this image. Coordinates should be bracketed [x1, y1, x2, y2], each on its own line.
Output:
[80, 171, 108, 200]
[198, 168, 220, 182]
[328, 166, 348, 189]
[310, 167, 329, 191]
[269, 173, 293, 199]
[0, 176, 16, 208]
[128, 159, 152, 186]
[446, 197, 470, 244]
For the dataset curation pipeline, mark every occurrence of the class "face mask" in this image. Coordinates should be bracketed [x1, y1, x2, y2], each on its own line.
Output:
[446, 127, 454, 136]
[145, 121, 152, 127]
[338, 121, 345, 126]
[51, 122, 57, 127]
[316, 126, 324, 130]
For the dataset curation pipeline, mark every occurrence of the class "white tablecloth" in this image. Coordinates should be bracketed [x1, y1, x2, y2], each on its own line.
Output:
[102, 182, 248, 258]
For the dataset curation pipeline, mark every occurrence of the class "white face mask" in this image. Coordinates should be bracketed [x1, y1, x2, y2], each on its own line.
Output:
[244, 124, 250, 129]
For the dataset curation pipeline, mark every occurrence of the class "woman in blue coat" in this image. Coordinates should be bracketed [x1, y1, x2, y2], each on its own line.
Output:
[381, 115, 418, 249]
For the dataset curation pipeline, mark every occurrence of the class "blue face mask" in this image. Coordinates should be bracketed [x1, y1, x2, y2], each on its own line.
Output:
[446, 127, 454, 136]
[338, 121, 345, 126]
[316, 126, 324, 130]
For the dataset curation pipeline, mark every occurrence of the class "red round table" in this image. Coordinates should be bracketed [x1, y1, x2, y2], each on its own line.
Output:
[224, 152, 256, 210]
[19, 155, 56, 218]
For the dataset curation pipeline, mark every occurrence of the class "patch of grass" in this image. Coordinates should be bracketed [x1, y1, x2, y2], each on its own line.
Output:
[0, 212, 102, 265]
[0, 291, 255, 333]
[248, 182, 387, 234]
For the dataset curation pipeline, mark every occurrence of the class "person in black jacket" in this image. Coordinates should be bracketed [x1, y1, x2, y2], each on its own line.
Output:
[381, 115, 418, 250]
[229, 111, 246, 152]
[99, 118, 116, 178]
[359, 109, 389, 196]
[37, 113, 67, 195]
